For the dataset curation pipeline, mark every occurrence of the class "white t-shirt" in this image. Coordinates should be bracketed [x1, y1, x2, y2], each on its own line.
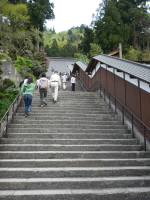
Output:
[49, 73, 61, 87]
[61, 74, 67, 83]
[71, 77, 76, 84]
[38, 77, 49, 89]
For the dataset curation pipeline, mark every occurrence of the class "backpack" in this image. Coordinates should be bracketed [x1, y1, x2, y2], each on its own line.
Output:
[39, 78, 48, 89]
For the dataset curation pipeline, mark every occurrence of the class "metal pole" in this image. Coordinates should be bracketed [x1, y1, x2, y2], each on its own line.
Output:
[122, 106, 125, 125]
[131, 114, 134, 138]
[143, 126, 146, 151]
[109, 94, 111, 108]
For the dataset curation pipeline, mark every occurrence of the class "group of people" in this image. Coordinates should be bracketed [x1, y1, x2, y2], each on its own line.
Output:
[20, 71, 76, 117]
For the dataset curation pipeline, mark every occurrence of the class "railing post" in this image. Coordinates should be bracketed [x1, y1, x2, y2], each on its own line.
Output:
[122, 106, 124, 125]
[143, 126, 146, 151]
[5, 112, 9, 137]
[131, 114, 134, 138]
[115, 98, 117, 114]
[109, 94, 111, 109]
[100, 85, 102, 98]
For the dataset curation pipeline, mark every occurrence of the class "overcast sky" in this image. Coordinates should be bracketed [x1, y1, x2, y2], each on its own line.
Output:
[46, 0, 101, 32]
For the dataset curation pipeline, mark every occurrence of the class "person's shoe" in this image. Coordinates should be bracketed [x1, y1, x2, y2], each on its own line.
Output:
[53, 100, 57, 104]
[40, 104, 44, 107]
[25, 113, 28, 117]
[44, 101, 47, 106]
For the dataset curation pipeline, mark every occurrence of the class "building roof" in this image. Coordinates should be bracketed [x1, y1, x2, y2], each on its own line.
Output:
[72, 61, 87, 74]
[67, 64, 74, 72]
[93, 54, 150, 83]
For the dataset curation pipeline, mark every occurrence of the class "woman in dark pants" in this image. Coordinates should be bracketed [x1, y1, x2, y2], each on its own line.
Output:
[71, 74, 76, 91]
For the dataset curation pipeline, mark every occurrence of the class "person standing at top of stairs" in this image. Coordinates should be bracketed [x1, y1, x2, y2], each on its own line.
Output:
[71, 74, 76, 91]
[61, 73, 67, 90]
[20, 77, 35, 117]
[49, 70, 61, 103]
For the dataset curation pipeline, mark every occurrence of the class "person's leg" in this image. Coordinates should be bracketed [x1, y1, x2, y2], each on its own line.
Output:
[54, 84, 59, 102]
[63, 82, 66, 90]
[43, 89, 47, 105]
[23, 95, 28, 115]
[51, 85, 55, 101]
[39, 89, 44, 106]
[72, 83, 75, 91]
[28, 94, 32, 113]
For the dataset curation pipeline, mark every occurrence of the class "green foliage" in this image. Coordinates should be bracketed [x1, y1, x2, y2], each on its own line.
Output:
[88, 43, 102, 58]
[2, 78, 16, 90]
[15, 56, 32, 75]
[15, 55, 47, 79]
[0, 52, 11, 62]
[74, 53, 89, 64]
[0, 90, 18, 119]
[44, 26, 84, 57]
[142, 50, 150, 61]
[92, 0, 150, 53]
[124, 47, 142, 61]
[2, 3, 30, 30]
[79, 26, 94, 55]
[27, 0, 54, 31]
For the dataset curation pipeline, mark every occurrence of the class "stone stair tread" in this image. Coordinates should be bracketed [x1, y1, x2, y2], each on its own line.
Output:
[0, 86, 149, 199]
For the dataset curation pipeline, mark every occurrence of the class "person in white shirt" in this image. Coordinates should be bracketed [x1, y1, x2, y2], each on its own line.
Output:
[61, 73, 67, 90]
[71, 74, 76, 91]
[37, 73, 49, 107]
[49, 71, 61, 103]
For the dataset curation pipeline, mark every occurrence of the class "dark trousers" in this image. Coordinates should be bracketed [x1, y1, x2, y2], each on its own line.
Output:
[72, 83, 75, 91]
[23, 94, 32, 114]
[39, 88, 47, 105]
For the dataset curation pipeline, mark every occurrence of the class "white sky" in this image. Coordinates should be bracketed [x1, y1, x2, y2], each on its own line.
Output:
[46, 0, 101, 32]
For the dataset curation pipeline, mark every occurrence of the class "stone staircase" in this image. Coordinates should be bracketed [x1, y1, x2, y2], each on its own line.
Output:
[0, 90, 150, 200]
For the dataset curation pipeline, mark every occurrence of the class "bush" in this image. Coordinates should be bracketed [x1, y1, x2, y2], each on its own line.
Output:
[124, 47, 142, 61]
[0, 52, 11, 62]
[0, 90, 18, 119]
[2, 79, 16, 90]
[74, 53, 89, 64]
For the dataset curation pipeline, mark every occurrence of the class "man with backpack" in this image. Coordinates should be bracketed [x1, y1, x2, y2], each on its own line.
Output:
[38, 73, 49, 107]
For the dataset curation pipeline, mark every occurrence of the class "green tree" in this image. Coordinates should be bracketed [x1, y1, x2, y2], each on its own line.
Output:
[79, 26, 94, 55]
[93, 0, 150, 52]
[27, 0, 54, 31]
[88, 43, 102, 58]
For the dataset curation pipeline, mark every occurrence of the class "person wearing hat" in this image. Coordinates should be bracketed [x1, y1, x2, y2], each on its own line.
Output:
[49, 71, 61, 103]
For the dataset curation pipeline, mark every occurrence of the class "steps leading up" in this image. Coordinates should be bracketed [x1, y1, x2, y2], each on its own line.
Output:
[0, 90, 150, 200]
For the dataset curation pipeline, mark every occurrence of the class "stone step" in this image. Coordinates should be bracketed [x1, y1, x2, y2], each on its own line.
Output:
[8, 124, 126, 129]
[0, 166, 150, 178]
[7, 133, 132, 139]
[0, 144, 142, 151]
[16, 111, 113, 115]
[0, 176, 150, 190]
[17, 109, 110, 113]
[18, 105, 108, 109]
[0, 151, 148, 159]
[8, 128, 129, 133]
[13, 115, 116, 121]
[0, 158, 150, 167]
[12, 120, 122, 125]
[0, 187, 150, 200]
[0, 138, 138, 145]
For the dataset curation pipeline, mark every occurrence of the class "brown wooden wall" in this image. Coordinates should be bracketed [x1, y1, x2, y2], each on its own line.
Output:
[77, 65, 150, 130]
